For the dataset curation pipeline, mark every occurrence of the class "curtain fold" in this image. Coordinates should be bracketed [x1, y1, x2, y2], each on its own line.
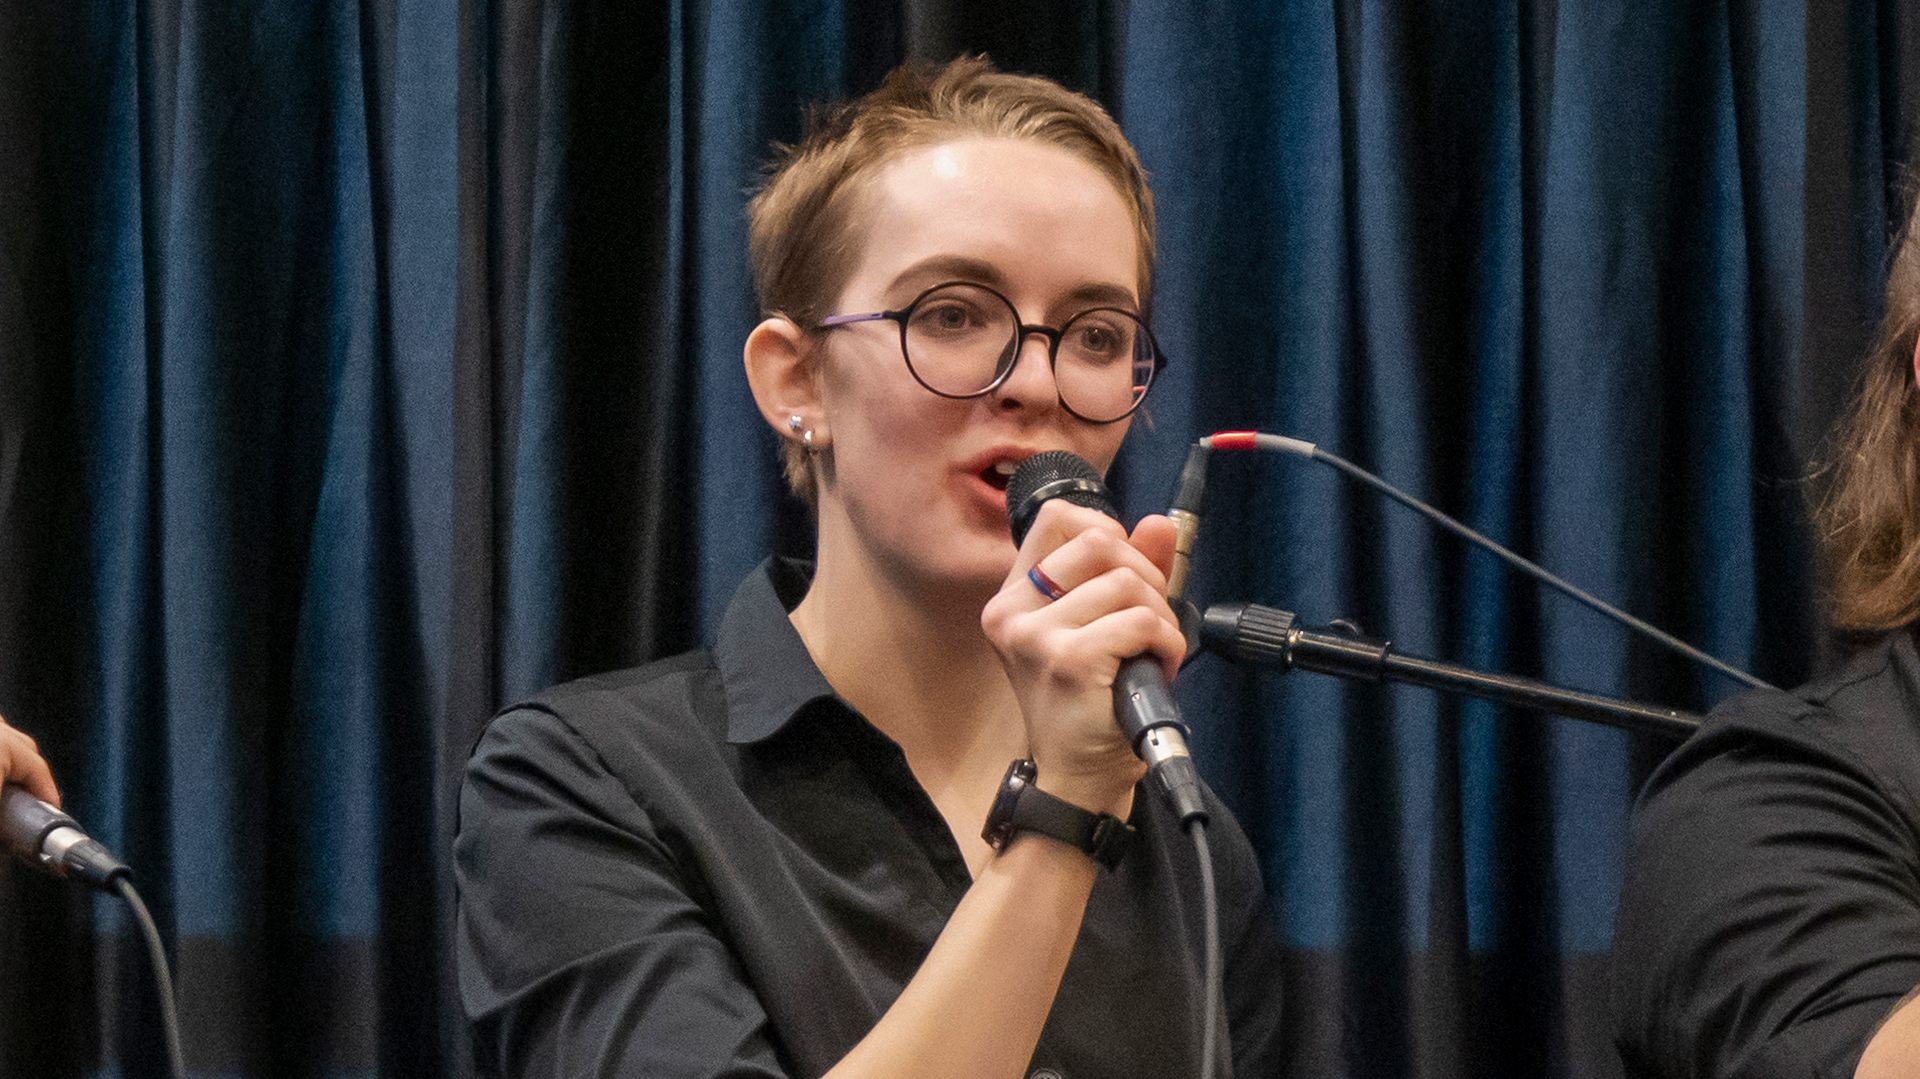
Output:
[0, 2, 1913, 1077]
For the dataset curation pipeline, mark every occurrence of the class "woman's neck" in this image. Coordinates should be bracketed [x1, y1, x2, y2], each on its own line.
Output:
[790, 543, 1025, 785]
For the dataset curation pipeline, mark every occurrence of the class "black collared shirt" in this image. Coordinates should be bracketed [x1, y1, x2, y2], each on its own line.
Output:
[1611, 628, 1920, 1079]
[456, 559, 1285, 1079]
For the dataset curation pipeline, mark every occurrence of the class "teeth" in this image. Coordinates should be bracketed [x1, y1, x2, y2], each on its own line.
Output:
[994, 460, 1020, 475]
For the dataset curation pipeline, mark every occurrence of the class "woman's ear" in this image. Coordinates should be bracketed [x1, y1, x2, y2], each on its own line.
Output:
[744, 316, 831, 448]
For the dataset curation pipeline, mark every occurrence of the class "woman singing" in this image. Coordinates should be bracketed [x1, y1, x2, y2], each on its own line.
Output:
[454, 58, 1283, 1079]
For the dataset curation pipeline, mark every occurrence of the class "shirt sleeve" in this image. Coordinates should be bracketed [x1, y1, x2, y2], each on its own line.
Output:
[455, 706, 790, 1079]
[1610, 708, 1920, 1079]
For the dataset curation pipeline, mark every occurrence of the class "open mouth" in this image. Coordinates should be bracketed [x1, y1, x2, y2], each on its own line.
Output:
[980, 459, 1020, 492]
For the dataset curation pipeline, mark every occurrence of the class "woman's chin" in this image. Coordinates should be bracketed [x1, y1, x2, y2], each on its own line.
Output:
[902, 543, 1018, 607]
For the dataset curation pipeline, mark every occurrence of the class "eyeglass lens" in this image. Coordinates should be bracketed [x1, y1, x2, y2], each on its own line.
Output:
[900, 283, 1155, 422]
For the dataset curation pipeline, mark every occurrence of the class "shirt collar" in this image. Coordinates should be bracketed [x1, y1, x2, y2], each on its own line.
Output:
[716, 557, 841, 744]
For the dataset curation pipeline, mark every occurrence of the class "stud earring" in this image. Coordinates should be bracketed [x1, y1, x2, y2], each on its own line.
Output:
[789, 414, 818, 449]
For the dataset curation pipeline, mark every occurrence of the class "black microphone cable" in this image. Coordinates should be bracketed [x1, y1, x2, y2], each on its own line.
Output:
[1163, 442, 1226, 1079]
[3, 786, 186, 1079]
[1007, 452, 1224, 1079]
[1112, 428, 1759, 1078]
[1199, 431, 1774, 692]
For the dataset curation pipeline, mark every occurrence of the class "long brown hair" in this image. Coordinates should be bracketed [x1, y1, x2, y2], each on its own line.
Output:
[1817, 184, 1920, 629]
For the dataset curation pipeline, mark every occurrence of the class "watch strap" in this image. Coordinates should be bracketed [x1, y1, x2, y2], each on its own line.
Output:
[983, 759, 1135, 869]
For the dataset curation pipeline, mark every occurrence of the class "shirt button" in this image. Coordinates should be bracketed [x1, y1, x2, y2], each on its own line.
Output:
[1030, 1070, 1063, 1079]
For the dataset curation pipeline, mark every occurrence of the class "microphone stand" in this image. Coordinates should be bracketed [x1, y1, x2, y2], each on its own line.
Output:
[1201, 602, 1704, 741]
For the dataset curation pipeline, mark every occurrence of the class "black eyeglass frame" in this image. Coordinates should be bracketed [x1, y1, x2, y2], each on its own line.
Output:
[818, 280, 1169, 424]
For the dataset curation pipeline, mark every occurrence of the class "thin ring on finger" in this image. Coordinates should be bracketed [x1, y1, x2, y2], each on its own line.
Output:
[1027, 564, 1069, 603]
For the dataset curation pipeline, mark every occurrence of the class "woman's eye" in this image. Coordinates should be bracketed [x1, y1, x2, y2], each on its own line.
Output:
[1070, 320, 1128, 359]
[915, 301, 984, 335]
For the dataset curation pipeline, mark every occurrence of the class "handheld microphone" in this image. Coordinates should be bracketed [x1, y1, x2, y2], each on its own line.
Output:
[2, 785, 132, 891]
[1007, 452, 1209, 823]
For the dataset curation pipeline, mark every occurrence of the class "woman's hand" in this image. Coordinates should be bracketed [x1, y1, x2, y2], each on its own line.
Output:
[0, 712, 61, 807]
[980, 498, 1186, 817]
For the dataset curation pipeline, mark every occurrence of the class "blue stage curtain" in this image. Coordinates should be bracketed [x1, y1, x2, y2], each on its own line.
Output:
[0, 2, 1912, 1077]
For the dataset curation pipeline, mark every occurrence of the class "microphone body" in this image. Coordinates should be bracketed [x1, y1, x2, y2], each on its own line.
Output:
[2, 786, 131, 891]
[1007, 452, 1209, 823]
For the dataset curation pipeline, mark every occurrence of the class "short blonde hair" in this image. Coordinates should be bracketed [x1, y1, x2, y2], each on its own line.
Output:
[746, 56, 1156, 504]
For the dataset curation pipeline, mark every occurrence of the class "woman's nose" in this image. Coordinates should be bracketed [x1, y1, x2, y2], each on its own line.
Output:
[994, 329, 1060, 412]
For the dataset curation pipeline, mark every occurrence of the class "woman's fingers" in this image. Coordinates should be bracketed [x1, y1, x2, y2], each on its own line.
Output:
[1125, 514, 1177, 581]
[981, 495, 1193, 809]
[1005, 501, 1131, 575]
[1007, 504, 1171, 608]
[1003, 505, 1185, 670]
[1013, 568, 1187, 677]
[0, 714, 61, 807]
[1017, 500, 1179, 590]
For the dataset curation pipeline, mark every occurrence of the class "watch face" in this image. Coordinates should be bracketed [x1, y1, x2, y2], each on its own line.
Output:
[981, 759, 1037, 849]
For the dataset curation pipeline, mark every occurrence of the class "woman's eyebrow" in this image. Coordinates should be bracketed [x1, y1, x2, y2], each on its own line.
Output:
[1063, 282, 1139, 310]
[886, 257, 1138, 311]
[886, 255, 1007, 297]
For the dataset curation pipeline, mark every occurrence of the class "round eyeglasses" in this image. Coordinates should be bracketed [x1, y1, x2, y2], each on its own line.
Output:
[819, 281, 1167, 424]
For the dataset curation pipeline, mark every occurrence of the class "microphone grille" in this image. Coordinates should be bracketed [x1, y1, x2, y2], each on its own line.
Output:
[1007, 451, 1117, 546]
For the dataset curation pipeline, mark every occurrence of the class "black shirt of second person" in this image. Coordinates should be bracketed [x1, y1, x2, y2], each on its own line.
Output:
[1612, 629, 1920, 1078]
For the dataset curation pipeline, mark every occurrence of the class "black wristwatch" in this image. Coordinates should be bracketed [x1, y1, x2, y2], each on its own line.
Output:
[981, 758, 1134, 869]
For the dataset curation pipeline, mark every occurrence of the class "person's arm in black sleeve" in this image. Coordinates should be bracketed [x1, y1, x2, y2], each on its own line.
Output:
[456, 706, 789, 1079]
[1611, 713, 1920, 1079]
